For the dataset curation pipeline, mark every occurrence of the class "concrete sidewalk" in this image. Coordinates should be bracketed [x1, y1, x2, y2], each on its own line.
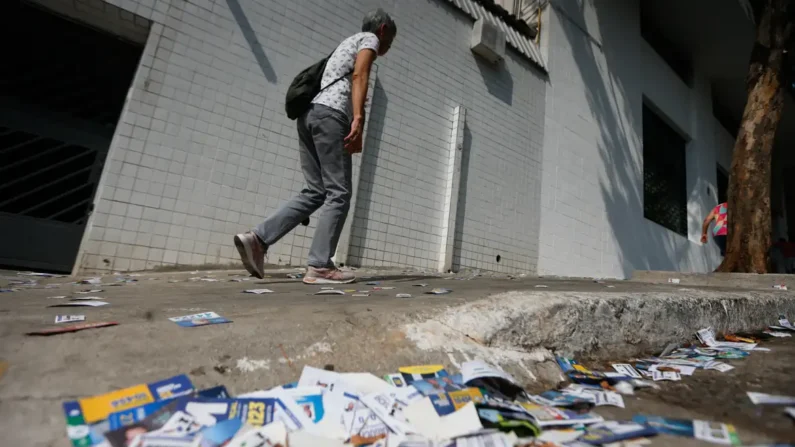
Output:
[1, 270, 794, 446]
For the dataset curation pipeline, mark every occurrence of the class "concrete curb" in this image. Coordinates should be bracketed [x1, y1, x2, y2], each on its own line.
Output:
[401, 289, 795, 387]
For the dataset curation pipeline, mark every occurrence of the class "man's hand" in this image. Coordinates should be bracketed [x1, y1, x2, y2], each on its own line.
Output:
[700, 234, 708, 244]
[344, 117, 364, 154]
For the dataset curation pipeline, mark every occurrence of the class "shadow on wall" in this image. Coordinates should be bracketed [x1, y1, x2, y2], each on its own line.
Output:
[225, 0, 278, 83]
[555, 1, 698, 277]
[348, 79, 388, 265]
[474, 54, 514, 106]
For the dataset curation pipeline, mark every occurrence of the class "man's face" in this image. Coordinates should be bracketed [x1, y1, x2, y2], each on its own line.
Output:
[377, 26, 395, 55]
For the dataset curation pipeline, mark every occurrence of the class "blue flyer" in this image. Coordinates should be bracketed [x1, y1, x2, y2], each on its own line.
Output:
[63, 374, 194, 446]
[168, 312, 231, 327]
[107, 385, 229, 430]
[579, 421, 657, 444]
[172, 396, 310, 431]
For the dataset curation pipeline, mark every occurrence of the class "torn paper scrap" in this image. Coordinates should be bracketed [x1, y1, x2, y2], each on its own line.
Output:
[243, 289, 274, 294]
[55, 315, 86, 324]
[315, 290, 345, 295]
[704, 361, 734, 372]
[747, 391, 795, 405]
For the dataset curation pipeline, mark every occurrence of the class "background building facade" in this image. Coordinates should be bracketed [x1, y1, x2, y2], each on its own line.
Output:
[0, 0, 789, 278]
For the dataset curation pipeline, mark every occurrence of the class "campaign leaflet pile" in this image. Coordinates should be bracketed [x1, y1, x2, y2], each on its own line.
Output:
[62, 324, 788, 447]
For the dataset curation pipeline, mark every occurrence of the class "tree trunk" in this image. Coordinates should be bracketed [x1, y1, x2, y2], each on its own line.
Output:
[717, 0, 793, 273]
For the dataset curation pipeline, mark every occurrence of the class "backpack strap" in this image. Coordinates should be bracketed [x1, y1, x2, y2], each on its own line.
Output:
[319, 68, 354, 92]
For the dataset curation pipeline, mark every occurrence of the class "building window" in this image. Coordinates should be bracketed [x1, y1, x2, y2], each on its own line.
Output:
[717, 165, 729, 204]
[643, 104, 688, 236]
[640, 4, 693, 85]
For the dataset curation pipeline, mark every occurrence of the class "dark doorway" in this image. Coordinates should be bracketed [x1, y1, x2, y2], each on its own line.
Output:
[0, 1, 147, 272]
[717, 165, 729, 204]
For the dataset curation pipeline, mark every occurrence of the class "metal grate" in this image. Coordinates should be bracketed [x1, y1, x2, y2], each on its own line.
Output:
[0, 126, 99, 224]
[643, 105, 688, 236]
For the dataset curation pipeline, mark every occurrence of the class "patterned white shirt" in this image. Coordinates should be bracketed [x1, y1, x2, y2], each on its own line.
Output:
[311, 32, 380, 119]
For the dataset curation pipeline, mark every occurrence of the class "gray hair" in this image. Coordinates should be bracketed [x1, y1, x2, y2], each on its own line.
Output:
[362, 8, 397, 35]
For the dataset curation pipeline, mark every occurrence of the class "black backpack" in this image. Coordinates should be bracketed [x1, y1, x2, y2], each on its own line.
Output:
[285, 53, 351, 120]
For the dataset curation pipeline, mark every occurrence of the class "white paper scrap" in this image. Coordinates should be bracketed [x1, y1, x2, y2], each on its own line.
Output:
[456, 432, 519, 446]
[315, 289, 345, 295]
[764, 331, 792, 337]
[612, 364, 642, 379]
[692, 420, 738, 445]
[226, 421, 287, 447]
[704, 361, 734, 372]
[594, 391, 625, 408]
[652, 370, 680, 381]
[404, 398, 483, 442]
[47, 296, 68, 299]
[243, 289, 274, 294]
[747, 391, 795, 405]
[55, 315, 86, 324]
[287, 430, 347, 447]
[649, 364, 696, 376]
[49, 301, 109, 307]
[461, 360, 517, 385]
[536, 429, 584, 444]
[785, 407, 795, 420]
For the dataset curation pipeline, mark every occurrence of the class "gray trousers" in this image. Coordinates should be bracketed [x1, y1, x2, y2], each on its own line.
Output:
[254, 104, 352, 268]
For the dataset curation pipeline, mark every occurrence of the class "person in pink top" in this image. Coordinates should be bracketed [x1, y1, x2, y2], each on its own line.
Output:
[701, 202, 728, 256]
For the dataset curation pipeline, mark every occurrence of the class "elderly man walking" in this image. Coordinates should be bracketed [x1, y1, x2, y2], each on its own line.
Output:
[234, 9, 397, 284]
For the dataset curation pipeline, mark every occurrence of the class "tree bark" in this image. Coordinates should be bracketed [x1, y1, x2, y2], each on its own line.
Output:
[717, 0, 793, 273]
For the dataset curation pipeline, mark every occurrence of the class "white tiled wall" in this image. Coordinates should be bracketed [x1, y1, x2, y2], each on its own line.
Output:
[538, 0, 729, 279]
[76, 0, 546, 273]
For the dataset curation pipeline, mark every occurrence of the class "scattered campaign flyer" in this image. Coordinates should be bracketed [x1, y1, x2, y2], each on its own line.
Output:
[704, 361, 734, 372]
[593, 391, 625, 408]
[530, 390, 595, 410]
[652, 371, 680, 381]
[696, 327, 757, 350]
[55, 315, 86, 324]
[460, 360, 517, 386]
[168, 312, 231, 328]
[225, 421, 288, 447]
[612, 364, 642, 379]
[428, 388, 485, 416]
[778, 314, 794, 329]
[384, 373, 407, 387]
[579, 421, 657, 444]
[399, 365, 448, 385]
[518, 402, 603, 427]
[63, 374, 194, 446]
[107, 386, 230, 431]
[412, 376, 467, 396]
[632, 415, 740, 445]
[649, 364, 696, 376]
[243, 289, 273, 294]
[555, 357, 594, 375]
